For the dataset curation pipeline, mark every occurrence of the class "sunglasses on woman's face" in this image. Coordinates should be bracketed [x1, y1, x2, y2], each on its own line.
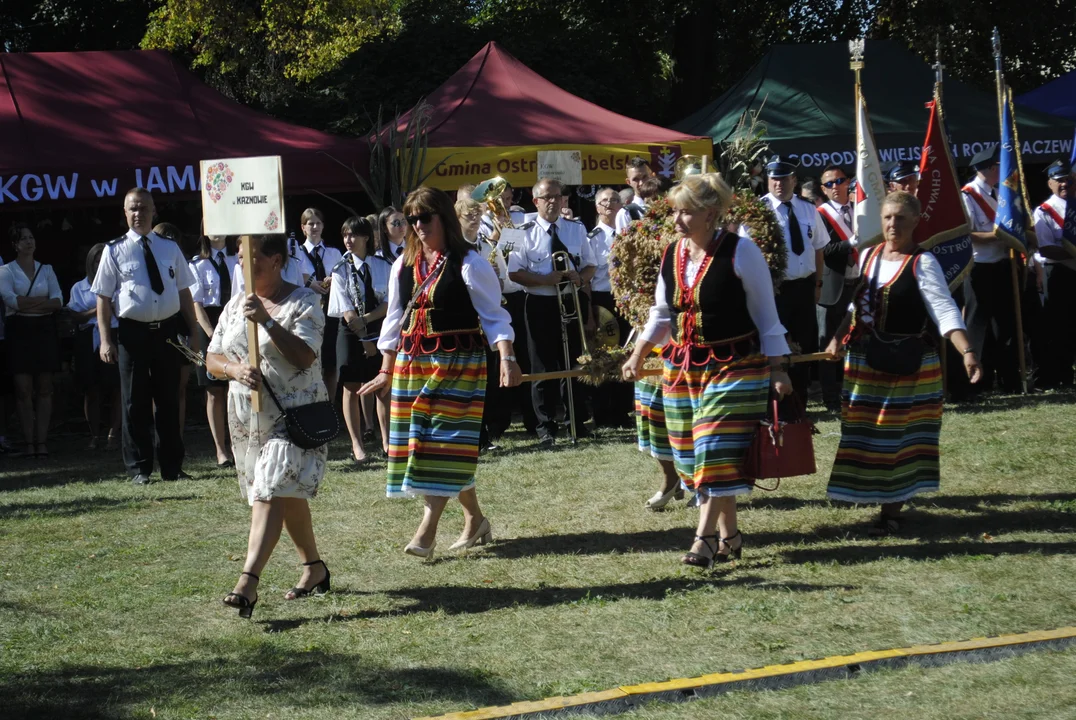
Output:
[822, 177, 848, 188]
[406, 212, 435, 225]
[389, 219, 405, 228]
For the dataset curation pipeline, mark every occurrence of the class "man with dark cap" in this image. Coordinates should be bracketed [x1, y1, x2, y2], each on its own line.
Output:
[1031, 160, 1076, 387]
[961, 144, 1021, 393]
[884, 161, 920, 194]
[760, 155, 829, 407]
[815, 164, 858, 411]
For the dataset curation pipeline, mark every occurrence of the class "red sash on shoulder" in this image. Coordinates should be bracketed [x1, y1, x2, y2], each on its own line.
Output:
[1041, 202, 1065, 228]
[962, 185, 996, 223]
[817, 203, 853, 242]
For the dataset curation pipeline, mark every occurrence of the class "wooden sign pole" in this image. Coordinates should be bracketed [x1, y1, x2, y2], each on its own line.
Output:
[240, 235, 263, 412]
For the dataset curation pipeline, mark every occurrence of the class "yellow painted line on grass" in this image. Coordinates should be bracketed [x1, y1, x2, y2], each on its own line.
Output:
[414, 626, 1076, 720]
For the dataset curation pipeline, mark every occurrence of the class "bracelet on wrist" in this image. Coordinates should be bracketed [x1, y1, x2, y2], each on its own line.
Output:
[378, 369, 392, 376]
[501, 354, 517, 363]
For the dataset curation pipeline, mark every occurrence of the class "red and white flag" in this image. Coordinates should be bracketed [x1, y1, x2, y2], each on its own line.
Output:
[854, 92, 886, 248]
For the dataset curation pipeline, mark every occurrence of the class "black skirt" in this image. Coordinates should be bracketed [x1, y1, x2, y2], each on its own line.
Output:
[337, 322, 381, 385]
[196, 306, 226, 387]
[74, 326, 119, 391]
[6, 314, 60, 375]
[322, 316, 339, 370]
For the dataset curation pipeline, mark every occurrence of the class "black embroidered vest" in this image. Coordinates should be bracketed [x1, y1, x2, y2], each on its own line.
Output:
[859, 246, 929, 335]
[399, 252, 481, 338]
[660, 232, 755, 345]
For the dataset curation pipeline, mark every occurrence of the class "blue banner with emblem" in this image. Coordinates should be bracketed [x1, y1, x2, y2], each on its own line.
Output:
[994, 96, 1029, 250]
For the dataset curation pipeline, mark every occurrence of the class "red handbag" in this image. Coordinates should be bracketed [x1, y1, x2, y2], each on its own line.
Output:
[742, 395, 817, 485]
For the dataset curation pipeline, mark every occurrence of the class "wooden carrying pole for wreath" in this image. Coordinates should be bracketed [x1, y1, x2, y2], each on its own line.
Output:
[521, 352, 838, 383]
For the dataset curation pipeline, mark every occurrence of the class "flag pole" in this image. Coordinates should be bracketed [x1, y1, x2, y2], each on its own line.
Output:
[850, 39, 865, 240]
[992, 28, 1028, 394]
[933, 39, 949, 395]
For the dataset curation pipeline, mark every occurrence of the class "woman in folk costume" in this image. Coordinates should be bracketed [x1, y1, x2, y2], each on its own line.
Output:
[362, 187, 522, 560]
[623, 173, 793, 569]
[825, 192, 981, 536]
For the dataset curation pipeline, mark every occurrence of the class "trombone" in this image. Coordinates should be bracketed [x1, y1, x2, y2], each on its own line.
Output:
[552, 251, 589, 444]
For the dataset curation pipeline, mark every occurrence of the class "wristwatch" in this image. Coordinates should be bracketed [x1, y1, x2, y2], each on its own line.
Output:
[962, 346, 976, 355]
[262, 318, 276, 331]
[501, 354, 517, 363]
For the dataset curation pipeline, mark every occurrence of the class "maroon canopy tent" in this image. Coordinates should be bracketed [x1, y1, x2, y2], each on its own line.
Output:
[0, 50, 367, 207]
[393, 41, 712, 189]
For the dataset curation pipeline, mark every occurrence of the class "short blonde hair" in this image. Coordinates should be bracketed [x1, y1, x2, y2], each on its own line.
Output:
[454, 197, 481, 218]
[667, 173, 733, 215]
[300, 207, 325, 226]
[882, 190, 921, 216]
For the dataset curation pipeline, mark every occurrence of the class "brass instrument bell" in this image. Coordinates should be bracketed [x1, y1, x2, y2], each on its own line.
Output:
[673, 155, 709, 183]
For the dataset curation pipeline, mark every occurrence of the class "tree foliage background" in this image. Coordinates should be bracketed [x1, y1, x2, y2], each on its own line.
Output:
[2, 0, 1072, 136]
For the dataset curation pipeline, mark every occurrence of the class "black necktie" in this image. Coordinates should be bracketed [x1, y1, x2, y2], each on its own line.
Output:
[358, 262, 376, 309]
[548, 222, 576, 269]
[783, 202, 805, 255]
[840, 204, 852, 228]
[395, 245, 403, 258]
[141, 236, 164, 295]
[312, 246, 326, 280]
[990, 188, 997, 201]
[214, 250, 231, 305]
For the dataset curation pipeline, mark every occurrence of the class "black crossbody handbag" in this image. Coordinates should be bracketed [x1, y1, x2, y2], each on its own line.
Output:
[863, 249, 926, 376]
[260, 378, 340, 450]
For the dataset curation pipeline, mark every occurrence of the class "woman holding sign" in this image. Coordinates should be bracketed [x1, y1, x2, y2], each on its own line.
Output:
[825, 192, 981, 536]
[361, 187, 522, 560]
[206, 234, 330, 618]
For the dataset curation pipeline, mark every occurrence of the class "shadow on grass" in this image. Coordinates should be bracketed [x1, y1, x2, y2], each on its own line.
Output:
[482, 528, 811, 559]
[262, 574, 857, 631]
[0, 494, 199, 520]
[779, 539, 1076, 566]
[744, 492, 1076, 513]
[1, 645, 514, 719]
[943, 389, 1076, 415]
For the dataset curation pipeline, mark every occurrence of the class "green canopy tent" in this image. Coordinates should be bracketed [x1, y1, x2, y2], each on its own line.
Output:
[674, 40, 1074, 171]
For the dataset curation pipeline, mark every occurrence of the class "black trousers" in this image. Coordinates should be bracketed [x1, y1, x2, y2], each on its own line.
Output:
[964, 261, 1021, 392]
[589, 290, 633, 426]
[525, 293, 589, 438]
[817, 281, 856, 407]
[117, 316, 185, 478]
[776, 276, 818, 407]
[1038, 263, 1076, 387]
[503, 292, 537, 433]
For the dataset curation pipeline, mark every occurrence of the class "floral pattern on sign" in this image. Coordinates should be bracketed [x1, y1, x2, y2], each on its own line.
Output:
[265, 210, 280, 231]
[205, 162, 234, 204]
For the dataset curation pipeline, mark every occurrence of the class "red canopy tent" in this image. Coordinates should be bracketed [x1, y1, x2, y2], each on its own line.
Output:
[396, 42, 712, 189]
[0, 50, 367, 207]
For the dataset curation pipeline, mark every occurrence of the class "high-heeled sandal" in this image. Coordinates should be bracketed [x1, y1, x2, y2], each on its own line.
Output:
[285, 559, 331, 600]
[681, 535, 719, 569]
[645, 486, 680, 511]
[715, 531, 744, 563]
[449, 517, 492, 551]
[223, 571, 259, 618]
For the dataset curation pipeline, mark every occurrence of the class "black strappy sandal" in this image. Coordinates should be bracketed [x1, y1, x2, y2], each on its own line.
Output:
[223, 571, 259, 619]
[681, 535, 719, 569]
[285, 559, 331, 600]
[715, 531, 744, 563]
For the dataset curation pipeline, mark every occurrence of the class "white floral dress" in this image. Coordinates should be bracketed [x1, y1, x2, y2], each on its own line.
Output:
[207, 287, 329, 505]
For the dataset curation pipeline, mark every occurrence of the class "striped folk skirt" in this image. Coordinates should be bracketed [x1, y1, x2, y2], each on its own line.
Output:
[662, 353, 770, 497]
[635, 378, 673, 461]
[827, 346, 944, 504]
[387, 346, 487, 498]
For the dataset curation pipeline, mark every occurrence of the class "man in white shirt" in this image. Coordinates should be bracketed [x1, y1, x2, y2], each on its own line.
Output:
[1031, 160, 1076, 388]
[762, 155, 829, 406]
[588, 186, 633, 428]
[477, 185, 537, 436]
[961, 144, 1021, 393]
[92, 188, 200, 485]
[815, 164, 858, 411]
[508, 177, 597, 443]
[614, 157, 654, 234]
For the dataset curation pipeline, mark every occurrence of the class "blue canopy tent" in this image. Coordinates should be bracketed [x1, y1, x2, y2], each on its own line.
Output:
[1017, 70, 1076, 123]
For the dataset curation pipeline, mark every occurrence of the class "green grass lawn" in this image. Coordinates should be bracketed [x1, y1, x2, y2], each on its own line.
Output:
[2, 392, 1075, 719]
